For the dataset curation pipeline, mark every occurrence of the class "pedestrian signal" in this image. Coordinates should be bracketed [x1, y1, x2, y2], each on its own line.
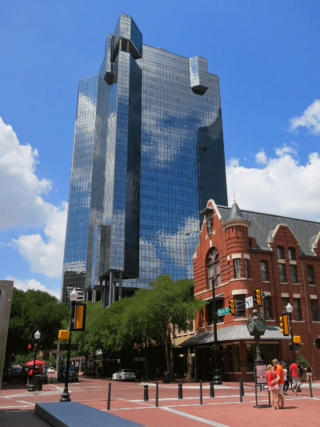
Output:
[279, 314, 289, 336]
[229, 298, 235, 315]
[254, 288, 262, 306]
[58, 330, 70, 340]
[293, 335, 301, 344]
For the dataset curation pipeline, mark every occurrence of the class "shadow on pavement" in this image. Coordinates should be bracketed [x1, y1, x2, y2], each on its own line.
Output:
[0, 409, 50, 426]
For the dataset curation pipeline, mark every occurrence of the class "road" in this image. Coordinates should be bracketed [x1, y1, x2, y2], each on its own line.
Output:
[1, 373, 320, 426]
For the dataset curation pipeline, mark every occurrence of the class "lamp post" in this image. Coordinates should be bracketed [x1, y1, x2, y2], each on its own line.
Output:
[211, 265, 232, 384]
[286, 303, 295, 360]
[60, 288, 78, 402]
[28, 330, 41, 392]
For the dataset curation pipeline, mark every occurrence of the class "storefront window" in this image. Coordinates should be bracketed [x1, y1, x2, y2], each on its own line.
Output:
[226, 345, 233, 372]
[233, 344, 240, 372]
[246, 343, 256, 372]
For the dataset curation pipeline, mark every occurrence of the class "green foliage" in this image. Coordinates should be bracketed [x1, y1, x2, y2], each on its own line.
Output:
[61, 275, 206, 376]
[6, 288, 69, 361]
[296, 354, 309, 368]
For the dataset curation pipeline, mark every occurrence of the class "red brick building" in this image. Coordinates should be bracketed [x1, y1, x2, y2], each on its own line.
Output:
[179, 199, 320, 381]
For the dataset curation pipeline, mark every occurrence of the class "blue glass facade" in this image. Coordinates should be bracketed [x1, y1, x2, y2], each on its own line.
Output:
[61, 13, 228, 305]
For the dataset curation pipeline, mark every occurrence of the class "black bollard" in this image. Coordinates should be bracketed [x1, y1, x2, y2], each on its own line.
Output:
[239, 379, 243, 402]
[210, 382, 215, 398]
[309, 376, 313, 398]
[144, 384, 149, 401]
[241, 379, 245, 396]
[155, 381, 159, 407]
[107, 383, 111, 410]
[200, 380, 203, 405]
[178, 383, 183, 399]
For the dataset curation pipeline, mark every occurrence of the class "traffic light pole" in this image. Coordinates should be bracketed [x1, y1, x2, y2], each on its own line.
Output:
[60, 301, 74, 402]
[289, 313, 295, 361]
[211, 265, 232, 385]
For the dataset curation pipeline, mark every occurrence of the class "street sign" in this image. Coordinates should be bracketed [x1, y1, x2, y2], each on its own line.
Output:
[217, 307, 230, 316]
[59, 344, 79, 351]
[246, 296, 253, 308]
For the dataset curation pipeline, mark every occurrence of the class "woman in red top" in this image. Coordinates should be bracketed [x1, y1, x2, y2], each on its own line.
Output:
[266, 364, 280, 409]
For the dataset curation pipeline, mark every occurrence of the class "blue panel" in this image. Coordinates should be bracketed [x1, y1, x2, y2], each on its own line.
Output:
[35, 402, 144, 427]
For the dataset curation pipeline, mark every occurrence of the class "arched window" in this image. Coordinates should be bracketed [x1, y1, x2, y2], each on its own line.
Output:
[207, 248, 221, 288]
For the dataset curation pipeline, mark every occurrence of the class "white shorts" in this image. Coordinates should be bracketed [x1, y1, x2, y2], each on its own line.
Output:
[269, 384, 279, 391]
[293, 377, 301, 386]
[278, 384, 284, 395]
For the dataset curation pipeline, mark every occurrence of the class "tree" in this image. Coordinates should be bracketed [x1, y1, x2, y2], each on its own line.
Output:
[130, 275, 206, 376]
[6, 288, 69, 363]
[296, 354, 309, 368]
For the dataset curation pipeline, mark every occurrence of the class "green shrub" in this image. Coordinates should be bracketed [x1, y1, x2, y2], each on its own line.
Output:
[296, 355, 308, 368]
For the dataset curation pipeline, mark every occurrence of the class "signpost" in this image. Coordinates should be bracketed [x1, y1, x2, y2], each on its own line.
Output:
[217, 307, 230, 316]
[245, 296, 253, 309]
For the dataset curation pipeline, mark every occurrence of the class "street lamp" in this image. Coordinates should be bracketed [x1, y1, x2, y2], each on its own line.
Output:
[286, 302, 295, 360]
[211, 265, 232, 385]
[60, 288, 78, 402]
[28, 330, 41, 392]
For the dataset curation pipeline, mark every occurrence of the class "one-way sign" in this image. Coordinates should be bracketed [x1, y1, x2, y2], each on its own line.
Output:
[245, 296, 253, 309]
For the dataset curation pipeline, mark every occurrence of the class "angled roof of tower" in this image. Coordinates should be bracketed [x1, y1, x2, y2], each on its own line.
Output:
[228, 201, 244, 221]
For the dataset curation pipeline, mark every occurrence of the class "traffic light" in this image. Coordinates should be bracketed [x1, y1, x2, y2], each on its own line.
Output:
[279, 314, 289, 336]
[254, 288, 262, 306]
[72, 303, 86, 331]
[229, 298, 235, 315]
[28, 343, 31, 350]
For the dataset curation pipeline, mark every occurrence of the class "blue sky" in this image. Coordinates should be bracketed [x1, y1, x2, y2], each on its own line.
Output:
[1, 0, 320, 297]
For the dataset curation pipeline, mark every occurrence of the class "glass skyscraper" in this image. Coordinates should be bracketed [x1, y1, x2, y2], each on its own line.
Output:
[61, 13, 228, 306]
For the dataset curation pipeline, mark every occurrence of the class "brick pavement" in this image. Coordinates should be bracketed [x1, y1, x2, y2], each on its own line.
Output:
[1, 375, 320, 426]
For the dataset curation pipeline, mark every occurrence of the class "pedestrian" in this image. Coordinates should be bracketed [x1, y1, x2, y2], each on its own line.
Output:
[266, 364, 280, 410]
[272, 359, 285, 408]
[28, 367, 33, 385]
[282, 362, 289, 395]
[289, 359, 300, 396]
[306, 364, 313, 382]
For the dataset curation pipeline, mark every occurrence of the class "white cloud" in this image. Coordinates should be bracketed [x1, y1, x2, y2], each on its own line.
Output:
[255, 150, 268, 165]
[275, 145, 297, 157]
[7, 275, 60, 299]
[227, 147, 320, 221]
[13, 202, 67, 278]
[0, 117, 68, 278]
[0, 117, 53, 229]
[289, 99, 320, 135]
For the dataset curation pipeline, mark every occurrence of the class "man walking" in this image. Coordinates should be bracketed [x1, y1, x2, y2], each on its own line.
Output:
[273, 359, 285, 408]
[290, 359, 300, 396]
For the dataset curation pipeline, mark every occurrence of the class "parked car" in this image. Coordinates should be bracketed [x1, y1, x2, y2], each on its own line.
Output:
[58, 365, 79, 382]
[8, 366, 21, 381]
[47, 367, 55, 374]
[112, 369, 136, 381]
